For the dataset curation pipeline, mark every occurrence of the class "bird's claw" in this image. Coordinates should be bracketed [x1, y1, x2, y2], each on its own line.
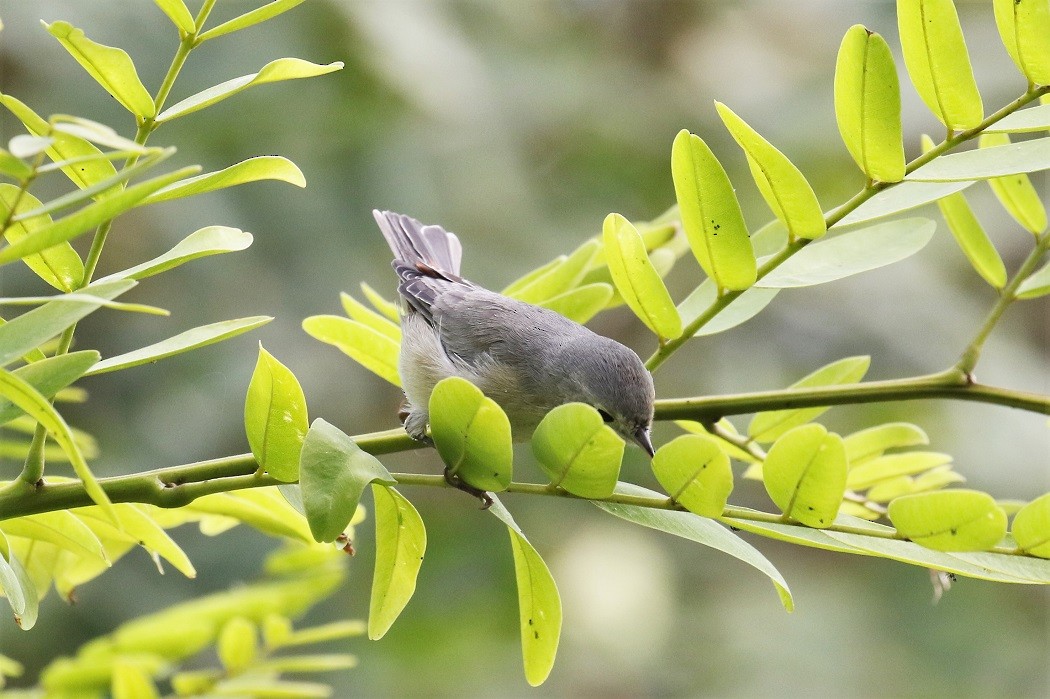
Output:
[444, 467, 494, 509]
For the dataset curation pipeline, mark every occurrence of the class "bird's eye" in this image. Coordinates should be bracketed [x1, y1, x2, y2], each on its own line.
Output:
[597, 408, 614, 423]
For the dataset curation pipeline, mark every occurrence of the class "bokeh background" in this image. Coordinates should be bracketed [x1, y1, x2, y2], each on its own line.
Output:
[1, 0, 1048, 696]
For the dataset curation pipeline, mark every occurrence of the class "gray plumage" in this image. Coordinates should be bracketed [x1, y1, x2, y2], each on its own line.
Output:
[374, 209, 656, 456]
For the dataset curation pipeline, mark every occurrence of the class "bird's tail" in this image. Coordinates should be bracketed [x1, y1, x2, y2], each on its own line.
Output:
[373, 210, 463, 277]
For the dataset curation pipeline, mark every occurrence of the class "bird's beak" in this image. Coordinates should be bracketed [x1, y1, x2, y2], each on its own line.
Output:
[634, 427, 655, 458]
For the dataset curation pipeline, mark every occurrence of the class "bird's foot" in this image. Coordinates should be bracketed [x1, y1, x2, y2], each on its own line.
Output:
[443, 467, 493, 509]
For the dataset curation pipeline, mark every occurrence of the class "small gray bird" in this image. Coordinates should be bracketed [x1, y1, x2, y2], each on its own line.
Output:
[374, 210, 656, 462]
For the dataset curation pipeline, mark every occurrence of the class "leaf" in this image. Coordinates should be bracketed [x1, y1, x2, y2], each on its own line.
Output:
[368, 485, 426, 640]
[143, 156, 305, 204]
[908, 137, 1050, 181]
[7, 549, 38, 630]
[842, 422, 929, 463]
[197, 0, 309, 42]
[1011, 492, 1050, 558]
[602, 213, 681, 339]
[596, 484, 793, 611]
[888, 490, 1007, 552]
[42, 21, 155, 118]
[763, 424, 847, 528]
[90, 504, 195, 577]
[1016, 261, 1050, 299]
[8, 135, 52, 158]
[979, 133, 1047, 235]
[0, 186, 83, 292]
[838, 180, 975, 227]
[299, 419, 395, 543]
[0, 93, 118, 191]
[85, 316, 272, 375]
[651, 434, 733, 517]
[671, 129, 757, 291]
[0, 166, 198, 266]
[0, 149, 33, 180]
[51, 117, 151, 154]
[340, 292, 401, 342]
[0, 532, 27, 617]
[715, 103, 824, 238]
[531, 402, 624, 499]
[986, 103, 1050, 134]
[302, 314, 401, 387]
[156, 58, 342, 122]
[179, 489, 313, 542]
[833, 25, 905, 182]
[245, 346, 309, 483]
[507, 241, 600, 304]
[112, 660, 159, 699]
[897, 0, 983, 130]
[429, 377, 513, 492]
[748, 356, 870, 443]
[0, 280, 133, 367]
[488, 497, 562, 687]
[0, 510, 105, 562]
[756, 218, 936, 288]
[923, 136, 1008, 288]
[993, 0, 1050, 86]
[847, 451, 954, 490]
[97, 226, 253, 282]
[360, 282, 400, 323]
[218, 617, 257, 674]
[537, 283, 613, 324]
[279, 620, 366, 647]
[255, 654, 358, 674]
[676, 280, 779, 337]
[153, 0, 196, 34]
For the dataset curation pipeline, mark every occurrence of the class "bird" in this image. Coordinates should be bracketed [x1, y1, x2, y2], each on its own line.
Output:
[374, 210, 656, 495]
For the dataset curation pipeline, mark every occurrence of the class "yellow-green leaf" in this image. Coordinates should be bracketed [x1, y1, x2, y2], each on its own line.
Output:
[651, 434, 732, 518]
[602, 213, 681, 339]
[1012, 492, 1050, 558]
[506, 240, 599, 304]
[217, 617, 257, 674]
[302, 314, 400, 386]
[429, 377, 513, 492]
[763, 424, 847, 528]
[715, 102, 825, 239]
[842, 422, 929, 463]
[143, 156, 305, 204]
[99, 226, 253, 282]
[197, 0, 309, 42]
[847, 451, 954, 490]
[993, 0, 1050, 86]
[537, 283, 613, 324]
[531, 402, 624, 499]
[112, 660, 159, 699]
[245, 346, 309, 482]
[1016, 260, 1050, 299]
[897, 0, 983, 130]
[360, 282, 400, 323]
[979, 133, 1048, 235]
[833, 25, 905, 182]
[671, 130, 757, 290]
[153, 0, 196, 34]
[0, 185, 83, 292]
[888, 489, 1007, 551]
[340, 292, 401, 342]
[43, 21, 155, 118]
[368, 485, 426, 640]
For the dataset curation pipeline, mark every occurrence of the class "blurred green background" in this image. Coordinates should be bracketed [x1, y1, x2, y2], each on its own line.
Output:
[1, 0, 1047, 696]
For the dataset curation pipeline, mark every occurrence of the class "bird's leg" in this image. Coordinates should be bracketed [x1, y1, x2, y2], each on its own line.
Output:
[443, 467, 494, 509]
[400, 402, 434, 446]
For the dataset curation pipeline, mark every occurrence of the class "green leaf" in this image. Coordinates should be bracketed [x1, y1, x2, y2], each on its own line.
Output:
[51, 117, 151, 154]
[112, 660, 159, 699]
[143, 156, 305, 204]
[0, 532, 27, 617]
[0, 93, 118, 191]
[42, 21, 156, 118]
[0, 367, 115, 522]
[838, 179, 975, 227]
[156, 58, 342, 122]
[340, 292, 401, 342]
[1011, 492, 1050, 558]
[677, 418, 759, 464]
[651, 434, 732, 517]
[0, 149, 33, 180]
[922, 135, 1008, 288]
[847, 451, 954, 490]
[245, 346, 309, 483]
[888, 490, 1007, 552]
[85, 316, 272, 375]
[677, 280, 779, 337]
[1016, 261, 1050, 299]
[429, 377, 513, 492]
[897, 0, 983, 130]
[537, 283, 613, 324]
[979, 133, 1048, 235]
[596, 484, 793, 611]
[0, 166, 199, 267]
[360, 282, 400, 323]
[833, 25, 905, 182]
[842, 422, 929, 463]
[179, 488, 313, 543]
[993, 0, 1050, 86]
[748, 356, 870, 443]
[866, 465, 966, 502]
[153, 0, 196, 34]
[488, 497, 562, 687]
[299, 419, 395, 543]
[197, 0, 309, 42]
[101, 504, 195, 577]
[368, 485, 426, 640]
[0, 185, 83, 292]
[0, 510, 105, 562]
[986, 103, 1050, 134]
[908, 137, 1050, 182]
[757, 218, 936, 288]
[278, 620, 366, 647]
[302, 314, 401, 387]
[716, 102, 825, 239]
[763, 424, 847, 528]
[217, 617, 257, 674]
[531, 402, 624, 499]
[98, 226, 253, 282]
[6, 548, 38, 630]
[255, 654, 359, 674]
[602, 213, 681, 339]
[0, 280, 133, 367]
[671, 129, 757, 291]
[506, 241, 599, 304]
